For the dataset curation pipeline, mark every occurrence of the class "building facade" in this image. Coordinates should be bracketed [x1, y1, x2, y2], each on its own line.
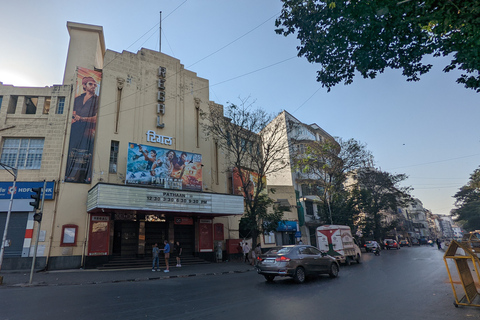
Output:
[0, 22, 244, 270]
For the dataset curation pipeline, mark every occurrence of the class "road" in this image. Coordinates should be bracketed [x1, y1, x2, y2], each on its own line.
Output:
[1, 246, 479, 320]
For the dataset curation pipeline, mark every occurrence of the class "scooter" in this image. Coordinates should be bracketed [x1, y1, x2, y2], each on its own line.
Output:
[373, 247, 380, 256]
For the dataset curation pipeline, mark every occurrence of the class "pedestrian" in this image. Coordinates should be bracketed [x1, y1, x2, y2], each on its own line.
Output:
[152, 243, 160, 272]
[436, 238, 442, 250]
[174, 241, 182, 267]
[161, 240, 170, 272]
[254, 243, 262, 266]
[298, 239, 304, 245]
[243, 242, 250, 263]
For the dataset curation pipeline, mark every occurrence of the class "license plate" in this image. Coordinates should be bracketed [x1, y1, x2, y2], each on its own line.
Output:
[264, 259, 275, 264]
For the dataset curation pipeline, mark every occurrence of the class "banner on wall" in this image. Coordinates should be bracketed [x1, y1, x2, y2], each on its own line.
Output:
[126, 142, 203, 191]
[232, 168, 266, 200]
[65, 67, 102, 183]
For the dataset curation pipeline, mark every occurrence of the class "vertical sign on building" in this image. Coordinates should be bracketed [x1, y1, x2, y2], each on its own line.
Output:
[65, 67, 102, 183]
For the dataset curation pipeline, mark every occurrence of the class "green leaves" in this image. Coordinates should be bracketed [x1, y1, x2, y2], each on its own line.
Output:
[276, 0, 480, 92]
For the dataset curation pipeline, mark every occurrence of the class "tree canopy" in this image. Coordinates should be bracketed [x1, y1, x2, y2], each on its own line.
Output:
[201, 99, 291, 246]
[292, 137, 373, 228]
[351, 167, 412, 240]
[275, 0, 480, 92]
[452, 166, 480, 230]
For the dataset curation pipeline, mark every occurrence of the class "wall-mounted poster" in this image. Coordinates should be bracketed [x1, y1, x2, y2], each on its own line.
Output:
[126, 143, 203, 191]
[232, 168, 266, 200]
[65, 67, 102, 183]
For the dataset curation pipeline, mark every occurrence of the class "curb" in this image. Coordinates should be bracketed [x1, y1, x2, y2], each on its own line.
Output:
[3, 268, 254, 288]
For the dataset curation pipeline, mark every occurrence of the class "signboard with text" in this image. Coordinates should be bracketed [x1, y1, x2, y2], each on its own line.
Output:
[0, 181, 55, 200]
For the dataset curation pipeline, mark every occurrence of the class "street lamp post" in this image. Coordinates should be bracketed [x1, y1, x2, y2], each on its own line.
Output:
[0, 163, 18, 272]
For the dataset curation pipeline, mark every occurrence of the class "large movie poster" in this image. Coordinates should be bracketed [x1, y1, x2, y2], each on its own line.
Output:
[232, 168, 266, 200]
[65, 67, 102, 183]
[126, 142, 203, 191]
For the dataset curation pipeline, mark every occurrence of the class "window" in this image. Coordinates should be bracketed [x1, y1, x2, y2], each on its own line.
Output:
[7, 96, 18, 114]
[61, 224, 78, 246]
[25, 97, 38, 114]
[56, 97, 65, 114]
[109, 140, 119, 173]
[0, 138, 44, 169]
[264, 231, 275, 244]
[0, 96, 3, 111]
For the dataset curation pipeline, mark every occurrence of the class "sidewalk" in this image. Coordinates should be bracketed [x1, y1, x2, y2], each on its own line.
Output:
[0, 261, 255, 288]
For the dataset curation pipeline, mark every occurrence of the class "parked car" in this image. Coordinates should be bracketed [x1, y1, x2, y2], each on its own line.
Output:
[411, 238, 420, 246]
[399, 240, 411, 247]
[384, 239, 400, 250]
[256, 245, 340, 283]
[364, 240, 379, 252]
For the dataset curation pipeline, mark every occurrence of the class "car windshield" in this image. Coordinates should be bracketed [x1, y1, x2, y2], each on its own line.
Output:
[266, 247, 293, 255]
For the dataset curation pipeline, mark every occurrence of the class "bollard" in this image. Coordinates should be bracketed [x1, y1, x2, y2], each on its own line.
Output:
[0, 275, 3, 285]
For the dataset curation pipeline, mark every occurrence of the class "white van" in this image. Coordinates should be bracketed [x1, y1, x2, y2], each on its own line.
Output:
[316, 225, 362, 265]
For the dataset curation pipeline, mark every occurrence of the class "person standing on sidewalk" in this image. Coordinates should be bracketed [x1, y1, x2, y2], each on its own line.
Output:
[152, 243, 160, 272]
[243, 242, 250, 264]
[162, 240, 171, 272]
[174, 241, 182, 267]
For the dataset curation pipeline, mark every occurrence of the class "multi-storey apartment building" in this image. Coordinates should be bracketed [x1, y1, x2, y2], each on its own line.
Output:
[265, 111, 337, 246]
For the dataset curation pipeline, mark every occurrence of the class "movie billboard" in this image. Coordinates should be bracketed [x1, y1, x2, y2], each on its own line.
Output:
[65, 67, 102, 183]
[232, 168, 266, 200]
[126, 143, 203, 191]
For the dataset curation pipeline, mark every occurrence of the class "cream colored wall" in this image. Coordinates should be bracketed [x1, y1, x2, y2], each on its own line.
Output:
[0, 83, 73, 258]
[264, 112, 294, 186]
[63, 22, 105, 86]
[50, 22, 106, 258]
[90, 48, 226, 192]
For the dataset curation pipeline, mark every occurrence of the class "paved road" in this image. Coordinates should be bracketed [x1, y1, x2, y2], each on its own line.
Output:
[1, 246, 479, 320]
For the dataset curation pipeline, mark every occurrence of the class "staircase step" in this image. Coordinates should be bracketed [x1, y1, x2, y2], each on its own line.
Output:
[97, 256, 210, 270]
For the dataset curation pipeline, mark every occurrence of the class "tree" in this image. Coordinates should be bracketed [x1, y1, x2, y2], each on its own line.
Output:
[452, 166, 480, 230]
[275, 0, 480, 92]
[351, 167, 412, 241]
[292, 137, 373, 225]
[202, 98, 291, 247]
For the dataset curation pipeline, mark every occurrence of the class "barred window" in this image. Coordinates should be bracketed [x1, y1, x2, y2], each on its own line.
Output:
[109, 140, 119, 173]
[56, 97, 65, 114]
[0, 138, 44, 169]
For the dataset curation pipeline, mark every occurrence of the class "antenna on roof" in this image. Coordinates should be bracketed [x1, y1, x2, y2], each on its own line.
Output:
[159, 11, 162, 52]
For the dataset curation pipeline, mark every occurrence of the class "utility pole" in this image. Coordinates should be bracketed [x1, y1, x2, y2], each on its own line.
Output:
[29, 180, 46, 284]
[0, 163, 17, 272]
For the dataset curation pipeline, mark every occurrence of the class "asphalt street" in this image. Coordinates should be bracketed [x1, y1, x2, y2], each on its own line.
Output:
[1, 246, 480, 320]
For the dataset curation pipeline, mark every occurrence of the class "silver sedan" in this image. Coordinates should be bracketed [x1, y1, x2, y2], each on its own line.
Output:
[256, 245, 339, 283]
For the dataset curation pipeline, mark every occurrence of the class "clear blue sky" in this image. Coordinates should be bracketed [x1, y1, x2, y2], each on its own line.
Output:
[1, 1, 479, 216]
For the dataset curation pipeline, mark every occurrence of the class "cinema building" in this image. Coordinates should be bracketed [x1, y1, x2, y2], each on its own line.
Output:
[0, 22, 246, 270]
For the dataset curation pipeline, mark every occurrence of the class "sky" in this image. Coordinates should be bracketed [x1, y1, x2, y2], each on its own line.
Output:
[1, 1, 479, 216]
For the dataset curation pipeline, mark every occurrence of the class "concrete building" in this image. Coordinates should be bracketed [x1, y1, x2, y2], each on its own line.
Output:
[0, 22, 245, 270]
[265, 111, 337, 246]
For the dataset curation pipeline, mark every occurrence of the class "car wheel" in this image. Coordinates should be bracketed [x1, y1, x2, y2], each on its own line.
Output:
[293, 267, 306, 283]
[355, 254, 361, 264]
[264, 275, 275, 282]
[329, 263, 339, 278]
